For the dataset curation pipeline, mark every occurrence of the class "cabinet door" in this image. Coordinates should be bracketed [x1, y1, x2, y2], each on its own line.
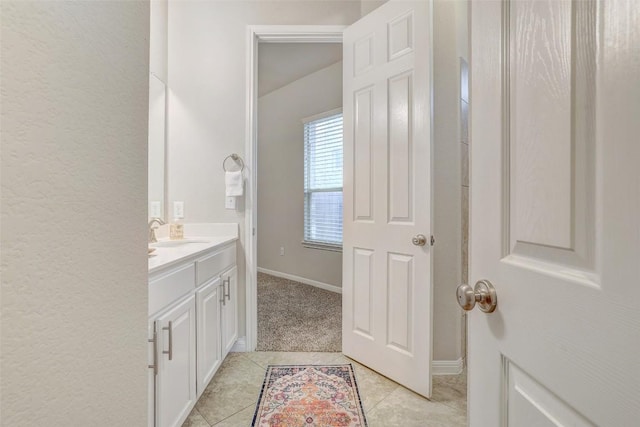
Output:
[196, 278, 222, 397]
[220, 266, 238, 357]
[156, 295, 196, 427]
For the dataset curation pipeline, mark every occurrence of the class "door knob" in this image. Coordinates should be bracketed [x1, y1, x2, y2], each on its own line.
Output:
[412, 234, 427, 246]
[456, 280, 497, 313]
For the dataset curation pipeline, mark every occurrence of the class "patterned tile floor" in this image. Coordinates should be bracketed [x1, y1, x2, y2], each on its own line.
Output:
[182, 352, 467, 427]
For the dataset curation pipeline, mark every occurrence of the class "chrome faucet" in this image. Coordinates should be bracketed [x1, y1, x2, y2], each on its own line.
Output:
[148, 217, 166, 243]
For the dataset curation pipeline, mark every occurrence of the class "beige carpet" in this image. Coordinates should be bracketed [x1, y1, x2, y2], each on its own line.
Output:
[257, 272, 342, 352]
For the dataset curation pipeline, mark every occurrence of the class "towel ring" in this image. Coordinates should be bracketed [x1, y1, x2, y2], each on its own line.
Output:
[222, 153, 244, 172]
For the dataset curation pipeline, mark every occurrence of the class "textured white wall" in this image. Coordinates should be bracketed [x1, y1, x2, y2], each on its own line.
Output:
[1, 2, 149, 425]
[258, 60, 343, 287]
[167, 0, 361, 339]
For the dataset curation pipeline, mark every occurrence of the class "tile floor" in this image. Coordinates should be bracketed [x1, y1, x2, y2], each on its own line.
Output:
[182, 352, 467, 427]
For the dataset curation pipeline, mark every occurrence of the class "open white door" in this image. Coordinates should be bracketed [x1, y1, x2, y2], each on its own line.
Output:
[469, 0, 640, 425]
[342, 0, 432, 397]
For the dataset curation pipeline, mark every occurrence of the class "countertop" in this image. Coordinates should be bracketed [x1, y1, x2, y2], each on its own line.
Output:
[148, 236, 237, 275]
[148, 223, 239, 275]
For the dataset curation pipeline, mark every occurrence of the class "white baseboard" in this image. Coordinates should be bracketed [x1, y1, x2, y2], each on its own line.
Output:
[231, 337, 246, 352]
[432, 358, 464, 375]
[257, 267, 342, 294]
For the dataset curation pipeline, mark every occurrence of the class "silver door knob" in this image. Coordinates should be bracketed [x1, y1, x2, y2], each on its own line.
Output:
[412, 234, 427, 246]
[456, 280, 497, 313]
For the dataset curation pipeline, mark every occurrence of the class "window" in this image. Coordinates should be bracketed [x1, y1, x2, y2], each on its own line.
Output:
[303, 110, 343, 250]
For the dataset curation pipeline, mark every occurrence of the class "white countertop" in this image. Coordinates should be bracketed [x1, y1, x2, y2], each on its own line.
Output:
[148, 223, 238, 275]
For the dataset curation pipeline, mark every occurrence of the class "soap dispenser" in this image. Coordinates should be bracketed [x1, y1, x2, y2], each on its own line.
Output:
[169, 217, 184, 240]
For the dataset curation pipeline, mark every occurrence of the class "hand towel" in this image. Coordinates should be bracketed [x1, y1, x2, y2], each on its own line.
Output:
[225, 170, 244, 196]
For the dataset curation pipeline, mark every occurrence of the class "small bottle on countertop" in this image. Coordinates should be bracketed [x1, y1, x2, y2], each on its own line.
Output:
[169, 217, 184, 240]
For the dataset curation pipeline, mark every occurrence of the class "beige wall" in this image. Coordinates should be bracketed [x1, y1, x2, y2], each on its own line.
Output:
[1, 1, 149, 425]
[150, 0, 168, 83]
[361, 0, 388, 16]
[432, 0, 468, 362]
[258, 60, 343, 287]
[167, 1, 361, 338]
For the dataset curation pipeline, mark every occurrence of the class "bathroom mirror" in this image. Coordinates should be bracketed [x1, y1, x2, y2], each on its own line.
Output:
[148, 72, 166, 220]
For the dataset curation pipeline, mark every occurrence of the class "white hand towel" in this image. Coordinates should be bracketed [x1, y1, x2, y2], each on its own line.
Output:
[225, 170, 244, 196]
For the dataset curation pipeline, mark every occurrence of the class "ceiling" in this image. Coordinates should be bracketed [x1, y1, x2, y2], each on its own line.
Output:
[258, 43, 343, 97]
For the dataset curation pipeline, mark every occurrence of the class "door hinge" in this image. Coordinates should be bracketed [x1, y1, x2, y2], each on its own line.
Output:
[430, 235, 435, 246]
[253, 227, 256, 236]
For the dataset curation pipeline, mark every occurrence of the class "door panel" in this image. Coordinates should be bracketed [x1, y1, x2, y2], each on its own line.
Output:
[352, 248, 374, 338]
[343, 0, 432, 397]
[156, 295, 196, 427]
[196, 278, 222, 397]
[508, 0, 596, 270]
[510, 0, 573, 250]
[387, 252, 413, 353]
[505, 360, 595, 427]
[353, 88, 374, 221]
[388, 11, 413, 59]
[221, 266, 238, 357]
[470, 0, 639, 425]
[388, 71, 413, 223]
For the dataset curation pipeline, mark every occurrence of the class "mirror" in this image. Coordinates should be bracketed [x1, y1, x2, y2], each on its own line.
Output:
[148, 73, 166, 220]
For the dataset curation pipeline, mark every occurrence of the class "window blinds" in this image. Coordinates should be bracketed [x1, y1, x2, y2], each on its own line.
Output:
[303, 111, 343, 246]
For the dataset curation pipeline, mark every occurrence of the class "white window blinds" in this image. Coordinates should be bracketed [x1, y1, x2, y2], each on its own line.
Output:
[303, 111, 343, 247]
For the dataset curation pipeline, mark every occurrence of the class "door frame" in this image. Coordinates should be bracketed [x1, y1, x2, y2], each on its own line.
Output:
[244, 25, 346, 351]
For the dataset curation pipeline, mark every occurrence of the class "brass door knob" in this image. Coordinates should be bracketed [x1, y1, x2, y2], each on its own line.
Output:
[456, 280, 497, 313]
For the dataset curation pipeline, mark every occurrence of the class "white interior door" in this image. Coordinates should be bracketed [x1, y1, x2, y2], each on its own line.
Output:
[469, 0, 640, 425]
[342, 0, 432, 397]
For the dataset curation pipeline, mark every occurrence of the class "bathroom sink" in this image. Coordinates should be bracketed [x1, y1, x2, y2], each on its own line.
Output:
[151, 239, 210, 248]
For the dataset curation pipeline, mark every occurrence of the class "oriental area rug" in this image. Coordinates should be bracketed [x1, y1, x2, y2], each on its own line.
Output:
[251, 364, 368, 427]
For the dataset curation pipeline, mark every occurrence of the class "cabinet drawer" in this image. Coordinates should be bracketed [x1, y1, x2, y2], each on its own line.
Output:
[149, 264, 196, 316]
[196, 244, 236, 286]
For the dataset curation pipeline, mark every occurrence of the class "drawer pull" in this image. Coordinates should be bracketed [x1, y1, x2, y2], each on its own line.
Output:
[223, 277, 231, 301]
[162, 321, 173, 361]
[148, 327, 158, 376]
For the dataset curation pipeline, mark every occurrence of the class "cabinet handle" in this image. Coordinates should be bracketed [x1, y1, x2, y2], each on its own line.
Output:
[220, 287, 226, 306]
[162, 321, 173, 361]
[224, 277, 231, 301]
[148, 327, 158, 376]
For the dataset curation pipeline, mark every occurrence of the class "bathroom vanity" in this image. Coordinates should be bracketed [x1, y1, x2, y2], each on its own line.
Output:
[148, 224, 239, 427]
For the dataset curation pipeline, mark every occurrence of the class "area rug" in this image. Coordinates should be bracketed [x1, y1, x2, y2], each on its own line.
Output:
[251, 364, 367, 427]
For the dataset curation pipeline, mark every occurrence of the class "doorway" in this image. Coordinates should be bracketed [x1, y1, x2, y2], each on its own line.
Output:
[243, 25, 346, 352]
[255, 41, 344, 352]
[244, 0, 469, 400]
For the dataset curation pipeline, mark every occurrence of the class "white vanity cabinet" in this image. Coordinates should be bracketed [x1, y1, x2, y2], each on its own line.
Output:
[148, 240, 237, 427]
